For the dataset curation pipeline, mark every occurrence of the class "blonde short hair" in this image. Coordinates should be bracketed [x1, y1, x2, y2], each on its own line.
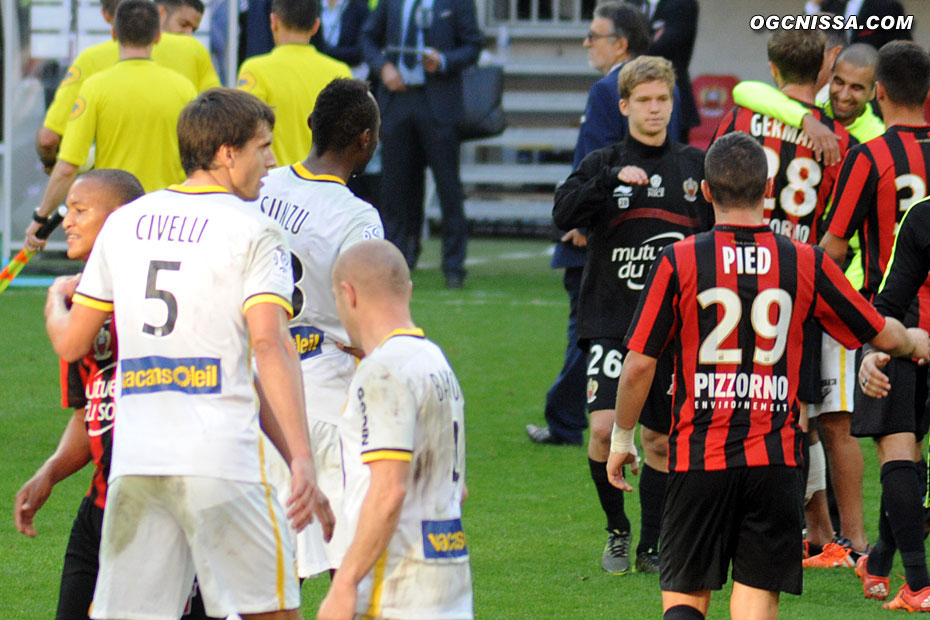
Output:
[617, 55, 676, 100]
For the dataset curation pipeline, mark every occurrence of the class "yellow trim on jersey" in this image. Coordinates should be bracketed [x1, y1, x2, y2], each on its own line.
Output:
[257, 436, 288, 609]
[840, 348, 848, 412]
[290, 162, 347, 185]
[167, 184, 232, 195]
[365, 550, 389, 618]
[361, 449, 413, 463]
[244, 293, 294, 317]
[376, 327, 425, 349]
[72, 293, 114, 312]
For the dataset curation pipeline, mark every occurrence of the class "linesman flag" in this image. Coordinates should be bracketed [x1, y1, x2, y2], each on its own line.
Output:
[0, 206, 67, 294]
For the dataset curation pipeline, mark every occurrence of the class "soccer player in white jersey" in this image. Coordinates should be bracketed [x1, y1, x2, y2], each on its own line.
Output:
[318, 240, 472, 620]
[44, 88, 334, 620]
[254, 78, 383, 576]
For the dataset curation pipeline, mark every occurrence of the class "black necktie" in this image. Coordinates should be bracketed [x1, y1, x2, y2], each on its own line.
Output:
[402, 0, 423, 69]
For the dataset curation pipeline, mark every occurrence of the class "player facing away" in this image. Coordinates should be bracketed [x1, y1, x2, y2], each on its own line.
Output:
[318, 240, 472, 620]
[44, 88, 334, 620]
[29, 0, 198, 251]
[253, 78, 383, 577]
[712, 27, 860, 566]
[606, 132, 929, 620]
[32, 0, 218, 184]
[553, 55, 713, 575]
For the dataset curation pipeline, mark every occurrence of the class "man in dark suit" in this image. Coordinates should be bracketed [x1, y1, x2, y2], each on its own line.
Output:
[312, 0, 370, 66]
[818, 0, 912, 49]
[360, 0, 482, 288]
[637, 0, 700, 142]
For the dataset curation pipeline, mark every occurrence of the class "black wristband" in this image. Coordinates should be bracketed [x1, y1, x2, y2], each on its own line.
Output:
[32, 209, 50, 225]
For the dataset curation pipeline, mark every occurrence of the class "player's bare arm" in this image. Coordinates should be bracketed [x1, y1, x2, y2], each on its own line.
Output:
[819, 231, 850, 266]
[246, 300, 335, 537]
[45, 277, 109, 362]
[871, 318, 929, 362]
[606, 350, 656, 492]
[255, 375, 293, 463]
[318, 459, 409, 620]
[35, 126, 62, 174]
[14, 410, 91, 537]
[27, 160, 79, 251]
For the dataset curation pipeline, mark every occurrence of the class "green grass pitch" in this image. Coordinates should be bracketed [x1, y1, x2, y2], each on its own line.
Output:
[0, 237, 920, 619]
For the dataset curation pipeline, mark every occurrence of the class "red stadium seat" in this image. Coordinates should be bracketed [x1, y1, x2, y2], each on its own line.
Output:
[689, 74, 740, 150]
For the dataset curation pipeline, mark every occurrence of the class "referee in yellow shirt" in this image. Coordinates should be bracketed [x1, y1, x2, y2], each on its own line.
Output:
[237, 0, 353, 167]
[27, 0, 197, 251]
[35, 0, 218, 174]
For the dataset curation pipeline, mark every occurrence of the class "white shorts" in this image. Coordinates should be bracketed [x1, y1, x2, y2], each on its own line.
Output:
[809, 334, 857, 419]
[263, 347, 356, 575]
[91, 475, 299, 620]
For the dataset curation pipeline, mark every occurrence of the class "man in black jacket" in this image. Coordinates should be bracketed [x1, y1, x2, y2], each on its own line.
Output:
[553, 55, 713, 575]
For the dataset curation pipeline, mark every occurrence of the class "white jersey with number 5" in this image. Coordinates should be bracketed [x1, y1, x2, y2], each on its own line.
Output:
[341, 329, 472, 620]
[73, 185, 294, 483]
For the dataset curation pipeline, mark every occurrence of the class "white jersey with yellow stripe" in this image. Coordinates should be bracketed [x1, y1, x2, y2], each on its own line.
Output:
[74, 185, 294, 483]
[255, 162, 383, 351]
[341, 329, 473, 620]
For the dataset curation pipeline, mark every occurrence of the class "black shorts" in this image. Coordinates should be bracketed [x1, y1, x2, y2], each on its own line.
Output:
[585, 339, 672, 433]
[797, 322, 823, 405]
[56, 496, 216, 620]
[57, 496, 103, 620]
[852, 357, 930, 440]
[660, 466, 804, 595]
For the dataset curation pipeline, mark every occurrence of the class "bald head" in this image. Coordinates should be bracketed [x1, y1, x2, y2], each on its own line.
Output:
[333, 239, 412, 301]
[837, 43, 878, 71]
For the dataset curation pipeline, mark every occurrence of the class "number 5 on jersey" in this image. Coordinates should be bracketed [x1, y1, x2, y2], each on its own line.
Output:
[143, 260, 180, 337]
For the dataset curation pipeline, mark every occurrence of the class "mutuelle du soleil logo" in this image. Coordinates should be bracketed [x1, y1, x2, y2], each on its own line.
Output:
[121, 356, 221, 395]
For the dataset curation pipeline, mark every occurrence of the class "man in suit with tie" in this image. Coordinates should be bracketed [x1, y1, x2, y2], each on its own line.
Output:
[360, 0, 482, 288]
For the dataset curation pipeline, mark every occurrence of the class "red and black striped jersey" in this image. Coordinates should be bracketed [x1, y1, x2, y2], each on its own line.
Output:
[712, 101, 853, 243]
[823, 125, 930, 299]
[624, 225, 884, 472]
[875, 197, 930, 330]
[59, 318, 116, 510]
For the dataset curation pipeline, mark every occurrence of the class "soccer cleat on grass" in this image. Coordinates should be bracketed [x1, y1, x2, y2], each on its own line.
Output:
[601, 530, 631, 574]
[802, 539, 858, 568]
[856, 554, 889, 600]
[635, 549, 660, 574]
[883, 584, 930, 611]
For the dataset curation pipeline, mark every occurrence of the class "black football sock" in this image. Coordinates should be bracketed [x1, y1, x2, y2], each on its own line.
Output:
[663, 605, 704, 620]
[881, 460, 930, 590]
[589, 457, 630, 533]
[637, 463, 667, 555]
[868, 492, 896, 577]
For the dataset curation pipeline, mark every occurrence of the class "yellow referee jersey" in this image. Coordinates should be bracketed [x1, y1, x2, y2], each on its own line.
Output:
[58, 59, 197, 192]
[237, 44, 352, 166]
[44, 34, 219, 135]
